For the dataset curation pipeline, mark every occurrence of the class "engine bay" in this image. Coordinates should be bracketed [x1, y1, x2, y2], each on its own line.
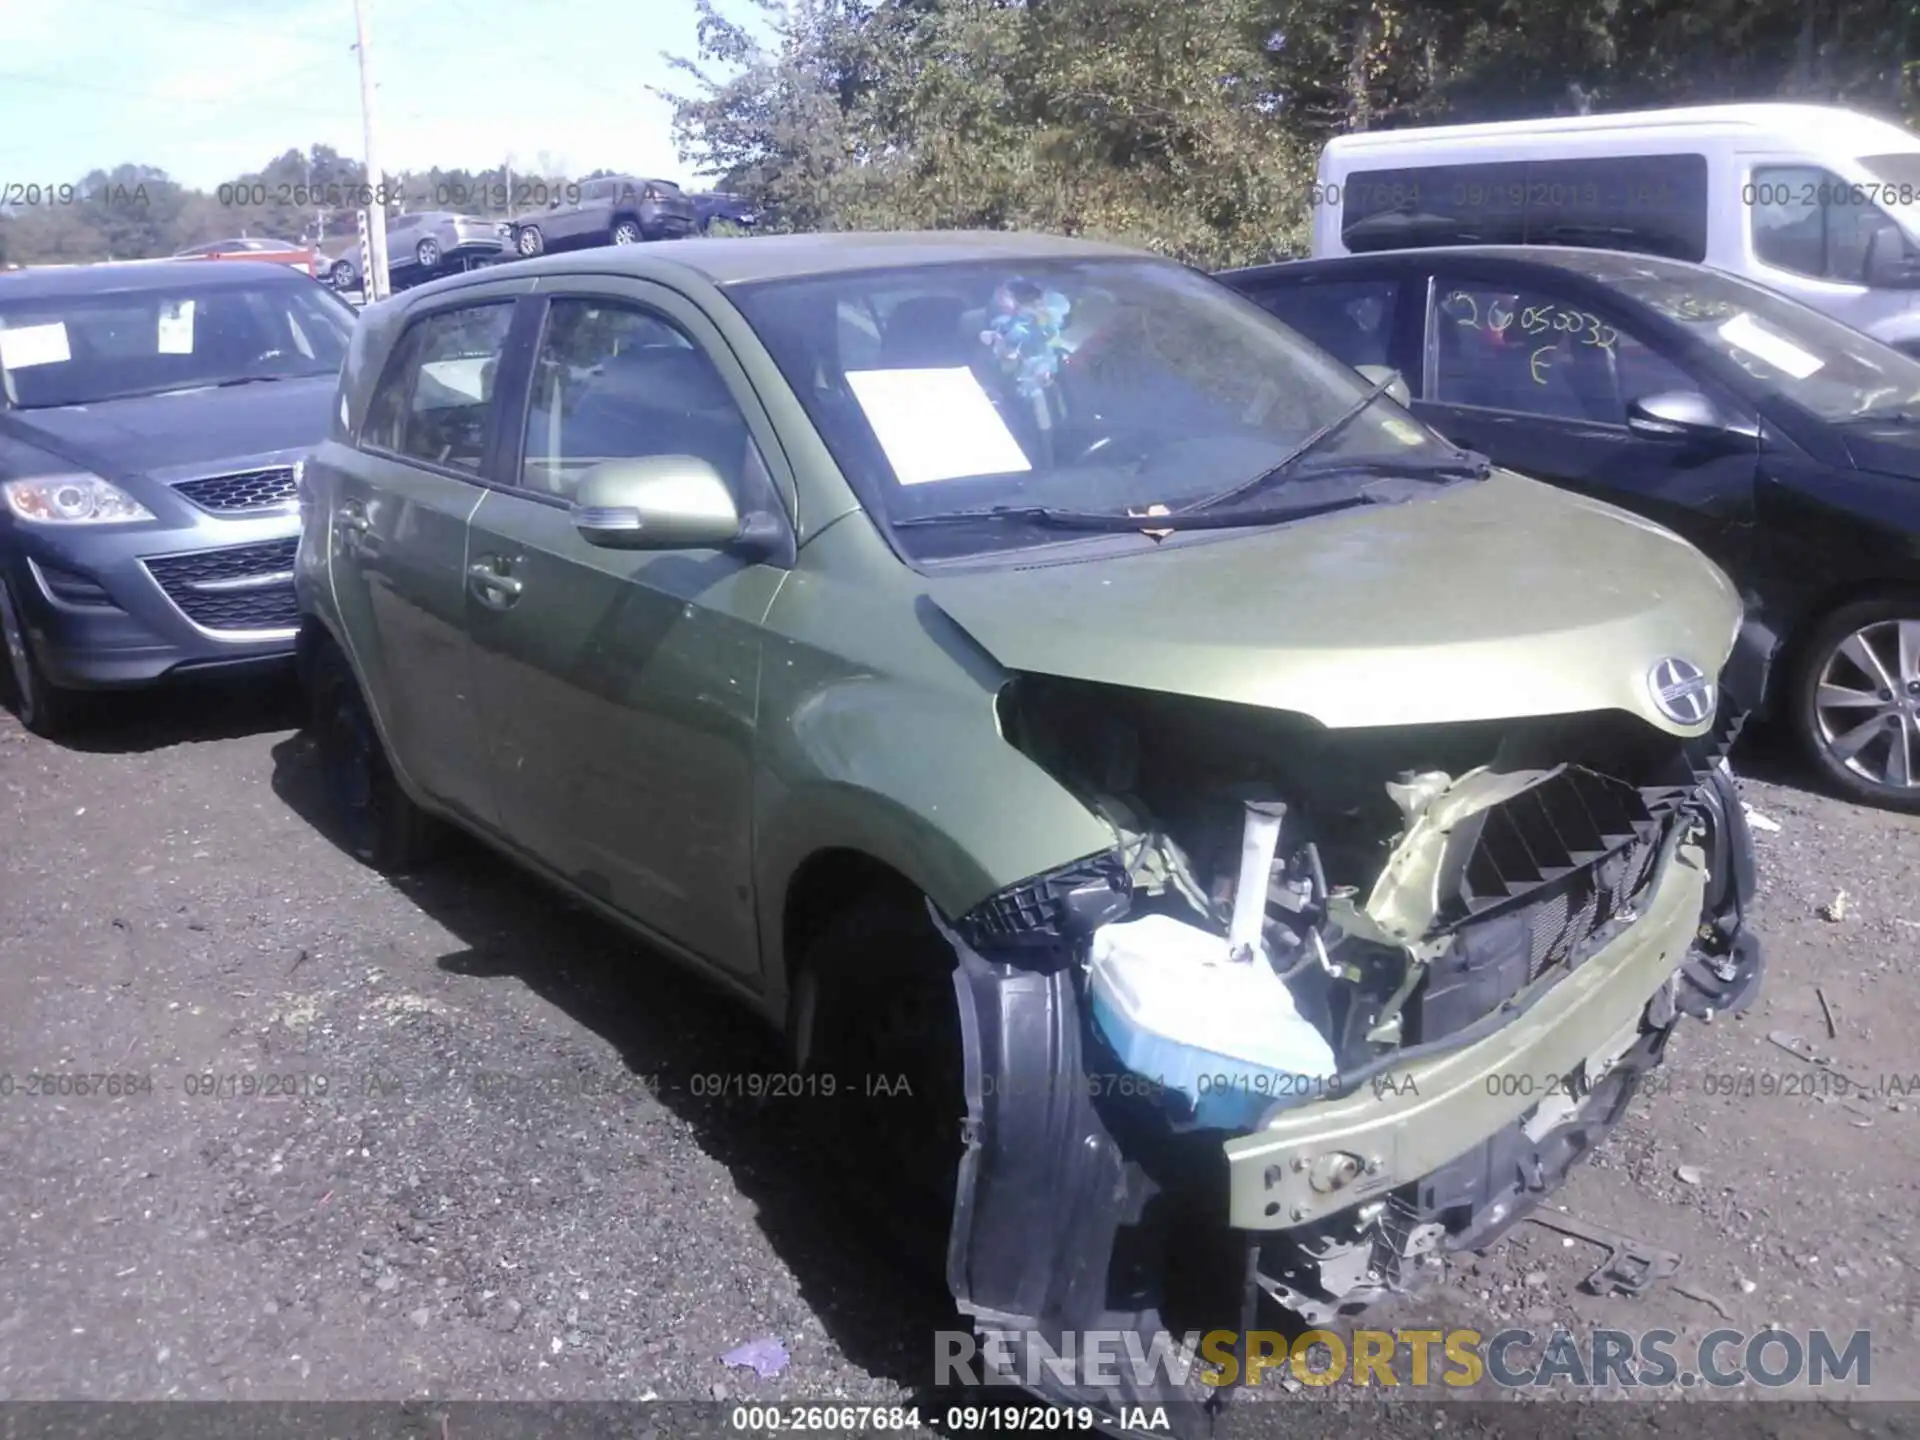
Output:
[972, 674, 1719, 1096]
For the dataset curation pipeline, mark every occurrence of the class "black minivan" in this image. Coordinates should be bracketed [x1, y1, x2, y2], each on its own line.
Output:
[1223, 245, 1920, 812]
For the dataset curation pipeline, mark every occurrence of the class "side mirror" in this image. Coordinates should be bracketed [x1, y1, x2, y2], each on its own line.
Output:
[548, 196, 563, 209]
[1626, 390, 1758, 445]
[570, 456, 743, 550]
[1863, 222, 1920, 290]
[1355, 363, 1411, 406]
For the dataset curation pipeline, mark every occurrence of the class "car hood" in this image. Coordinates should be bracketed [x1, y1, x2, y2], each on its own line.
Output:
[922, 470, 1742, 737]
[0, 374, 336, 482]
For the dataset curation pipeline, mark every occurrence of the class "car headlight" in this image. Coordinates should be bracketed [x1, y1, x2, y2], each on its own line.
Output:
[3, 474, 155, 524]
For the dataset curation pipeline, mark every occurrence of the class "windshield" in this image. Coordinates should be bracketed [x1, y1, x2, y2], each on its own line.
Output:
[729, 258, 1460, 553]
[0, 278, 353, 409]
[1591, 257, 1920, 422]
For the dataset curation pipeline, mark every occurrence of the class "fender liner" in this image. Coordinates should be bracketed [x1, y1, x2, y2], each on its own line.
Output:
[936, 912, 1222, 1433]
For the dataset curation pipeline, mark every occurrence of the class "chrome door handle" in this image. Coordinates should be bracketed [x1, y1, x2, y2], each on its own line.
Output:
[467, 561, 524, 608]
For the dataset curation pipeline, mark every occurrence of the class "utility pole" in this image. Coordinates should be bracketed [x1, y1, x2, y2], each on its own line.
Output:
[352, 0, 391, 300]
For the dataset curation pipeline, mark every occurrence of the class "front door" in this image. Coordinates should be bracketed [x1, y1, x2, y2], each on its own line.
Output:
[323, 291, 521, 830]
[1413, 271, 1762, 583]
[1741, 160, 1920, 343]
[462, 282, 791, 979]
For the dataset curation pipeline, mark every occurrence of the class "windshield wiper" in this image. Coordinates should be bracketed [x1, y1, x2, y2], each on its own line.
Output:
[892, 492, 1404, 535]
[1178, 372, 1439, 515]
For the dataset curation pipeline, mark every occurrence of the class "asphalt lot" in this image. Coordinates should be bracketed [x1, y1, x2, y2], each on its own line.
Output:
[1, 676, 1916, 1424]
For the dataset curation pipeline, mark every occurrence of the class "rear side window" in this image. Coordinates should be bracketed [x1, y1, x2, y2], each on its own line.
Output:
[1244, 278, 1399, 367]
[1340, 155, 1709, 262]
[362, 301, 516, 475]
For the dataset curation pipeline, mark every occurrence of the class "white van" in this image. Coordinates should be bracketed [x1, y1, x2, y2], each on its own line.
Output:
[1312, 103, 1920, 354]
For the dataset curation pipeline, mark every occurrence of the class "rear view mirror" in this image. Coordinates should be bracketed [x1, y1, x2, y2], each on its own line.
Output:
[1863, 222, 1920, 290]
[571, 456, 743, 550]
[1626, 390, 1758, 446]
[1355, 364, 1411, 406]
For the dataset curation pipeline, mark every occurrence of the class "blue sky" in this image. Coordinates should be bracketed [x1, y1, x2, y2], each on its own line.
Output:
[0, 0, 746, 191]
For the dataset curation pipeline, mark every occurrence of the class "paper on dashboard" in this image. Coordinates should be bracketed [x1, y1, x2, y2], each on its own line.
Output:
[0, 322, 72, 370]
[845, 367, 1032, 485]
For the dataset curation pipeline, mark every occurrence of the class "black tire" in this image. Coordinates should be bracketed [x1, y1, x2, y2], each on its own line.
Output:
[610, 218, 643, 245]
[797, 896, 966, 1276]
[515, 225, 544, 258]
[330, 261, 357, 291]
[1790, 594, 1920, 812]
[307, 641, 444, 871]
[0, 577, 74, 738]
[416, 237, 440, 269]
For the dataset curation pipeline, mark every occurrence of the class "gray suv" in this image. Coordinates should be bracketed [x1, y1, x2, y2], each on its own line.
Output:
[0, 260, 352, 734]
[509, 175, 697, 257]
[386, 212, 510, 277]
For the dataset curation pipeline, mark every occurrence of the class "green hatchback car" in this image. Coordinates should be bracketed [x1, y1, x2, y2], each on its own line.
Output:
[294, 231, 1764, 1417]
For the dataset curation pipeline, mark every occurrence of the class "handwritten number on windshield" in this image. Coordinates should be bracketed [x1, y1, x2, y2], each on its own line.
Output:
[1446, 292, 1617, 386]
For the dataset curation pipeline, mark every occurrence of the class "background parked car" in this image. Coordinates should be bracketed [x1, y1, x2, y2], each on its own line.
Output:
[1223, 244, 1920, 811]
[316, 235, 361, 293]
[508, 176, 697, 257]
[0, 260, 354, 735]
[690, 191, 760, 233]
[175, 236, 304, 258]
[174, 236, 318, 280]
[385, 211, 510, 276]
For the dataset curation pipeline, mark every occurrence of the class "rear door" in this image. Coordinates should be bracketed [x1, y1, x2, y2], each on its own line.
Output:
[1230, 266, 1421, 378]
[1414, 266, 1761, 579]
[324, 286, 525, 830]
[460, 278, 793, 979]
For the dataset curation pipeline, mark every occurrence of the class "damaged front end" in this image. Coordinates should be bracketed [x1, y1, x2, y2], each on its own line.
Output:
[932, 671, 1761, 1424]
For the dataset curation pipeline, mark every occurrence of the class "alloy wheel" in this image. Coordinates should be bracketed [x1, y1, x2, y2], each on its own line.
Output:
[417, 238, 440, 268]
[1811, 618, 1920, 791]
[611, 221, 642, 245]
[516, 227, 541, 257]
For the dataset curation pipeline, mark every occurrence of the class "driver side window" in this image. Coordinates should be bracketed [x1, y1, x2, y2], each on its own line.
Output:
[518, 298, 762, 504]
[1429, 281, 1692, 425]
[1751, 166, 1884, 283]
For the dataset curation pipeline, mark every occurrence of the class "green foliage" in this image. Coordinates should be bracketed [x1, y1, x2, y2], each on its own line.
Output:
[660, 0, 1920, 265]
[6, 0, 1920, 271]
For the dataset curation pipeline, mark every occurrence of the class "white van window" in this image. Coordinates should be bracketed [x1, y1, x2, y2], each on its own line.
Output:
[1340, 156, 1708, 262]
[1750, 166, 1886, 284]
[1429, 282, 1691, 425]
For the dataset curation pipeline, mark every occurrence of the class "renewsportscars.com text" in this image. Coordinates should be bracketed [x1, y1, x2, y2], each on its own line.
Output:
[937, 1326, 1873, 1390]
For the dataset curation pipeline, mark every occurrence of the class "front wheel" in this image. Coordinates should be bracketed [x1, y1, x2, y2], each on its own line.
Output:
[1792, 596, 1920, 812]
[308, 641, 445, 870]
[515, 225, 544, 258]
[416, 237, 441, 269]
[330, 261, 357, 291]
[0, 578, 73, 737]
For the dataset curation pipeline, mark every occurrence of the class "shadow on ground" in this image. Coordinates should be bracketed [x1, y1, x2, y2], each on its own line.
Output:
[267, 728, 964, 1397]
[17, 667, 303, 756]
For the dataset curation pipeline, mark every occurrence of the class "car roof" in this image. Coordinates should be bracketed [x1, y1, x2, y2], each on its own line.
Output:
[412, 229, 1149, 294]
[1323, 102, 1917, 155]
[0, 259, 317, 299]
[1223, 244, 1713, 289]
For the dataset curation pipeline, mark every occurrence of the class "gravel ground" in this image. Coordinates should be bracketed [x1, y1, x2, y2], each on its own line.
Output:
[1, 679, 1915, 1427]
